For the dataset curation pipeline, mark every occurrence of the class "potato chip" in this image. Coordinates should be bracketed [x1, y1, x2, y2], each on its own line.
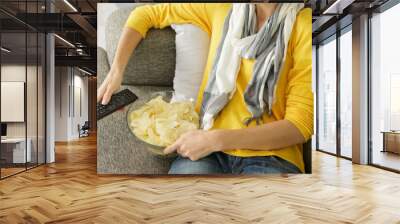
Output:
[129, 96, 199, 146]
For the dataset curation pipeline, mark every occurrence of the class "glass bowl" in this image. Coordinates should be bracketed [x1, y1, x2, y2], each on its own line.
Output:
[127, 91, 195, 157]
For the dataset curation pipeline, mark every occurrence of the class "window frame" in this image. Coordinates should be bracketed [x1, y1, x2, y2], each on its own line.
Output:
[315, 24, 353, 161]
[0, 1, 48, 180]
[367, 0, 400, 173]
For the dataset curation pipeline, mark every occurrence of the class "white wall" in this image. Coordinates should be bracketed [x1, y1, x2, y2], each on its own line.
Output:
[54, 67, 89, 141]
[55, 67, 69, 141]
[70, 74, 88, 139]
[75, 74, 89, 122]
[1, 65, 37, 137]
[1, 82, 24, 122]
[1, 65, 26, 139]
[1, 63, 46, 164]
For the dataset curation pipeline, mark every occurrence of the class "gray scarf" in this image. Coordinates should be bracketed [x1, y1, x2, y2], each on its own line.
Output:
[199, 3, 303, 130]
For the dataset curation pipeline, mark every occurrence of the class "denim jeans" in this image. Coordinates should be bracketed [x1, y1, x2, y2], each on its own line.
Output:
[168, 152, 302, 174]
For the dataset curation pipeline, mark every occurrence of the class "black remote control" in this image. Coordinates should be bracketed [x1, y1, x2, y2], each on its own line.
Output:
[97, 89, 138, 120]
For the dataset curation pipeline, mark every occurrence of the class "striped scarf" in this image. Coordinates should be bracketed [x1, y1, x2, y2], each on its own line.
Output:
[199, 3, 303, 130]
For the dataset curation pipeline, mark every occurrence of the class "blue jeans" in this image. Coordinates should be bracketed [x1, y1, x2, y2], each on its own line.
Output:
[168, 152, 302, 174]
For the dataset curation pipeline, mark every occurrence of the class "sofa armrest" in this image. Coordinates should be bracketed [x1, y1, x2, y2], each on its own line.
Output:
[97, 47, 110, 86]
[105, 5, 176, 87]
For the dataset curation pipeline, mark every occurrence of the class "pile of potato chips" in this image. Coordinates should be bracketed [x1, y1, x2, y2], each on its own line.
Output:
[129, 96, 199, 146]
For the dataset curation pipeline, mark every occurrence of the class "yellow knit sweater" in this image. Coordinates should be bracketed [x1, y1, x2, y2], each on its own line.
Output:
[126, 3, 313, 172]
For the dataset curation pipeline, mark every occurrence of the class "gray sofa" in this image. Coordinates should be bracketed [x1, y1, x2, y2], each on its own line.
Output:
[97, 4, 312, 174]
[97, 5, 177, 174]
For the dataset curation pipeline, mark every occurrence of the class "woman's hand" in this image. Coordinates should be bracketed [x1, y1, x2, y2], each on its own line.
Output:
[97, 70, 123, 105]
[164, 130, 222, 161]
[97, 27, 144, 105]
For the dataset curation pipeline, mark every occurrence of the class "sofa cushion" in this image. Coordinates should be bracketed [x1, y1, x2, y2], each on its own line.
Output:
[171, 24, 210, 101]
[97, 85, 175, 174]
[105, 5, 175, 87]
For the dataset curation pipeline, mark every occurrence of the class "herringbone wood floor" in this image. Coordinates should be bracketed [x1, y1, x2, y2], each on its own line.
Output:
[0, 134, 399, 224]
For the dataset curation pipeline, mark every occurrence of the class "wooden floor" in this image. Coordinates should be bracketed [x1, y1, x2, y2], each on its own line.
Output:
[0, 167, 26, 178]
[1, 163, 45, 178]
[1, 135, 400, 224]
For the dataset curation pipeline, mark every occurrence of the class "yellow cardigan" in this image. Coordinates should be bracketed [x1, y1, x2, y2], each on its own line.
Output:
[126, 3, 313, 172]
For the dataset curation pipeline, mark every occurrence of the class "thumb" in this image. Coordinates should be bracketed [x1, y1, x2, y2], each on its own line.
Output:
[101, 87, 113, 105]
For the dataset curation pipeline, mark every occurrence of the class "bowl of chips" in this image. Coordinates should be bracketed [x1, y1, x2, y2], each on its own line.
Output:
[127, 91, 199, 156]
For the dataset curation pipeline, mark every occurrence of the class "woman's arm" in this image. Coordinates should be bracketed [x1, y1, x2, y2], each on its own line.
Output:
[126, 3, 213, 37]
[97, 28, 142, 104]
[98, 3, 215, 104]
[213, 120, 305, 151]
[164, 9, 313, 161]
[164, 120, 304, 161]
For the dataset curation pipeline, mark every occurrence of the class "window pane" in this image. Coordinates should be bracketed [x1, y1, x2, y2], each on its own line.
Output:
[318, 38, 337, 154]
[0, 1, 46, 179]
[1, 31, 28, 177]
[340, 29, 352, 158]
[371, 3, 400, 171]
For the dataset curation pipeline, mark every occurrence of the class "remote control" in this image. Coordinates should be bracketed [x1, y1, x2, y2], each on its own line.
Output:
[97, 89, 138, 120]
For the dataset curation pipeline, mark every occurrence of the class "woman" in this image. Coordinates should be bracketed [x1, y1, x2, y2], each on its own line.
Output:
[97, 3, 313, 174]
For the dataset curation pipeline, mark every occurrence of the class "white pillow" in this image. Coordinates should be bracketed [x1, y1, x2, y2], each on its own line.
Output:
[171, 24, 210, 102]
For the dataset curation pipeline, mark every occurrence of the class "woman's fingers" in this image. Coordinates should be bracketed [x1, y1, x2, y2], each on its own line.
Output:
[101, 87, 114, 105]
[164, 141, 180, 154]
[97, 74, 112, 103]
[97, 84, 106, 103]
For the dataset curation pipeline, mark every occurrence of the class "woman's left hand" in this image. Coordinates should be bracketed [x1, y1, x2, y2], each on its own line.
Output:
[164, 130, 222, 161]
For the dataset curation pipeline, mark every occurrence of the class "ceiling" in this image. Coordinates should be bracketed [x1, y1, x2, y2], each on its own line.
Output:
[1, 32, 45, 64]
[0, 0, 99, 74]
[311, 0, 391, 43]
[0, 0, 395, 74]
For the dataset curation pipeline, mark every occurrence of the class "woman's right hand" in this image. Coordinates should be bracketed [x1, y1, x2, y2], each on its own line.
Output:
[97, 27, 144, 105]
[97, 70, 123, 105]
